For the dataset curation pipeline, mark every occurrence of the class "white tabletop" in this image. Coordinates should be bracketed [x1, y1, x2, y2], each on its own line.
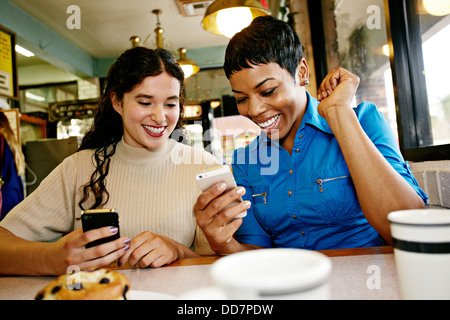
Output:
[0, 253, 400, 300]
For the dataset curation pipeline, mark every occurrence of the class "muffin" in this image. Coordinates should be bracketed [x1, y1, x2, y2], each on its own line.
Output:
[35, 268, 130, 300]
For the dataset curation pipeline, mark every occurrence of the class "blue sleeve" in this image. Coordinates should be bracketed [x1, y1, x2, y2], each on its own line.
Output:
[1, 141, 24, 220]
[355, 102, 428, 204]
[231, 147, 272, 248]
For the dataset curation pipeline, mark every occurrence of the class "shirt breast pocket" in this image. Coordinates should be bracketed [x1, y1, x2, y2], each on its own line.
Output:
[250, 184, 271, 227]
[312, 166, 360, 221]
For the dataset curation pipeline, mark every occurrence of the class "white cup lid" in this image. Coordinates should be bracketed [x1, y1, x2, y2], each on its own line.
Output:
[210, 248, 331, 295]
[388, 209, 450, 226]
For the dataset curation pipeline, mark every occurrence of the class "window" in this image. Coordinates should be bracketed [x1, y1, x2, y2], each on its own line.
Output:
[418, 5, 450, 146]
[309, 0, 450, 161]
[19, 81, 78, 114]
[318, 0, 398, 138]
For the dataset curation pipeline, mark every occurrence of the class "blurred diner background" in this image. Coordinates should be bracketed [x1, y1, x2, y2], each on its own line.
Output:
[0, 0, 449, 207]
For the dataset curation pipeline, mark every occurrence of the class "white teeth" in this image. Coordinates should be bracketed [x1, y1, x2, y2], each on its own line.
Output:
[143, 125, 165, 134]
[257, 114, 280, 128]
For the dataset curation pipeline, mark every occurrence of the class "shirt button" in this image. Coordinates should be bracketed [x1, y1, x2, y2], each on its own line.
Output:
[291, 215, 297, 220]
[295, 149, 300, 153]
[301, 231, 305, 236]
[289, 169, 293, 174]
[299, 135, 304, 139]
[288, 190, 293, 196]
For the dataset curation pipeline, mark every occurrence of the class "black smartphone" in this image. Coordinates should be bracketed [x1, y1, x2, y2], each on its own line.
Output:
[81, 208, 120, 248]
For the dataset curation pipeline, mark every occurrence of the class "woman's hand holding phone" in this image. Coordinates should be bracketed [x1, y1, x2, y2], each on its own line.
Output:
[195, 165, 248, 219]
[194, 180, 252, 255]
[49, 227, 130, 274]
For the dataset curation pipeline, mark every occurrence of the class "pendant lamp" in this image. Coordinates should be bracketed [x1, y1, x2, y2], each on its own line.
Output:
[201, 0, 270, 38]
[129, 9, 200, 78]
[177, 48, 200, 78]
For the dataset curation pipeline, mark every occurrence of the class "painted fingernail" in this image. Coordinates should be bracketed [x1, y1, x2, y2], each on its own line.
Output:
[110, 227, 118, 233]
[123, 244, 130, 251]
[124, 238, 131, 245]
[236, 187, 246, 195]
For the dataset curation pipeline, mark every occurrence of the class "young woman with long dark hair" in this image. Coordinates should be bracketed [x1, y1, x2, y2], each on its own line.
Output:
[0, 47, 218, 275]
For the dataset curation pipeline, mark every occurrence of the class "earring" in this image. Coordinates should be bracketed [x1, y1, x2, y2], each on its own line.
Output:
[304, 80, 309, 86]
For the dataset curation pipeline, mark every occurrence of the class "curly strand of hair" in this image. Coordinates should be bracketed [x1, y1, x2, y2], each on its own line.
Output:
[78, 143, 117, 211]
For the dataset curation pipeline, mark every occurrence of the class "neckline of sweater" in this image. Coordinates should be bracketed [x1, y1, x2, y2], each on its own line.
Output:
[115, 137, 177, 166]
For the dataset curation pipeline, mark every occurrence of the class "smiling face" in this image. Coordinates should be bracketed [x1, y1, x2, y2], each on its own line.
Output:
[111, 72, 181, 149]
[229, 61, 309, 148]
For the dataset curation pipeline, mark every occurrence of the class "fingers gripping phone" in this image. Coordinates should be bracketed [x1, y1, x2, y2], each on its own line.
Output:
[196, 165, 247, 219]
[81, 208, 120, 248]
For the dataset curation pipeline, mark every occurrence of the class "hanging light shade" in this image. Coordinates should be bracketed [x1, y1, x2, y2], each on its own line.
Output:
[422, 0, 450, 16]
[177, 48, 200, 78]
[202, 0, 270, 38]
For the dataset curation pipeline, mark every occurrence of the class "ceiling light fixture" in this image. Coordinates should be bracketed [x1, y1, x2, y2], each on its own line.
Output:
[129, 9, 200, 78]
[25, 92, 45, 101]
[201, 0, 270, 38]
[422, 0, 450, 16]
[15, 44, 35, 57]
[177, 48, 200, 78]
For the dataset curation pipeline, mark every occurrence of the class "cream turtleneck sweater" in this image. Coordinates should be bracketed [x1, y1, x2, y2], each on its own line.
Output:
[0, 138, 219, 254]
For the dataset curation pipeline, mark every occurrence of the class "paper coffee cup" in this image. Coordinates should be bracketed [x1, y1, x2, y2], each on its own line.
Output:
[209, 248, 332, 300]
[388, 209, 450, 300]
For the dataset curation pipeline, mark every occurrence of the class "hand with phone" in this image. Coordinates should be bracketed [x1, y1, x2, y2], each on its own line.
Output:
[194, 166, 257, 255]
[196, 165, 247, 219]
[80, 209, 198, 269]
[45, 209, 131, 274]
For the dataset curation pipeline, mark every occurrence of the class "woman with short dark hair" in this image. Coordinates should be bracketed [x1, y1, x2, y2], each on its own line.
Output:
[195, 16, 427, 254]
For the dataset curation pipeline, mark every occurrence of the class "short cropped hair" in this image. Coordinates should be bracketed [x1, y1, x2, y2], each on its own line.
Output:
[224, 16, 303, 80]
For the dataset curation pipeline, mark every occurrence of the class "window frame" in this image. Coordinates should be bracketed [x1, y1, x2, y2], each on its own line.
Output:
[384, 0, 449, 161]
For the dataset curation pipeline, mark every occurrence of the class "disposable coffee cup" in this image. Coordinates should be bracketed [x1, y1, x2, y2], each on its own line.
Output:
[209, 248, 332, 300]
[388, 209, 450, 300]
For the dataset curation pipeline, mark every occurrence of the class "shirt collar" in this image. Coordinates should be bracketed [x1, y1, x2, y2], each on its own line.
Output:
[301, 91, 333, 134]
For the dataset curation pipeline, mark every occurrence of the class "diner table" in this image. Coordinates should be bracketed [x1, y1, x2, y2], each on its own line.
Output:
[0, 246, 400, 300]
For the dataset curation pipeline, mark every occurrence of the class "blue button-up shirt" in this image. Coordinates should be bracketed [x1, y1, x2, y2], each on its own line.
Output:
[232, 93, 428, 250]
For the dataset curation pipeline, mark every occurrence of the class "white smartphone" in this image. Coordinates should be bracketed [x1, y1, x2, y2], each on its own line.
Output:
[196, 165, 247, 218]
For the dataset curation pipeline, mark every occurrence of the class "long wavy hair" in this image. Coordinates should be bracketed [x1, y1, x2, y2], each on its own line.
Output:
[77, 47, 186, 210]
